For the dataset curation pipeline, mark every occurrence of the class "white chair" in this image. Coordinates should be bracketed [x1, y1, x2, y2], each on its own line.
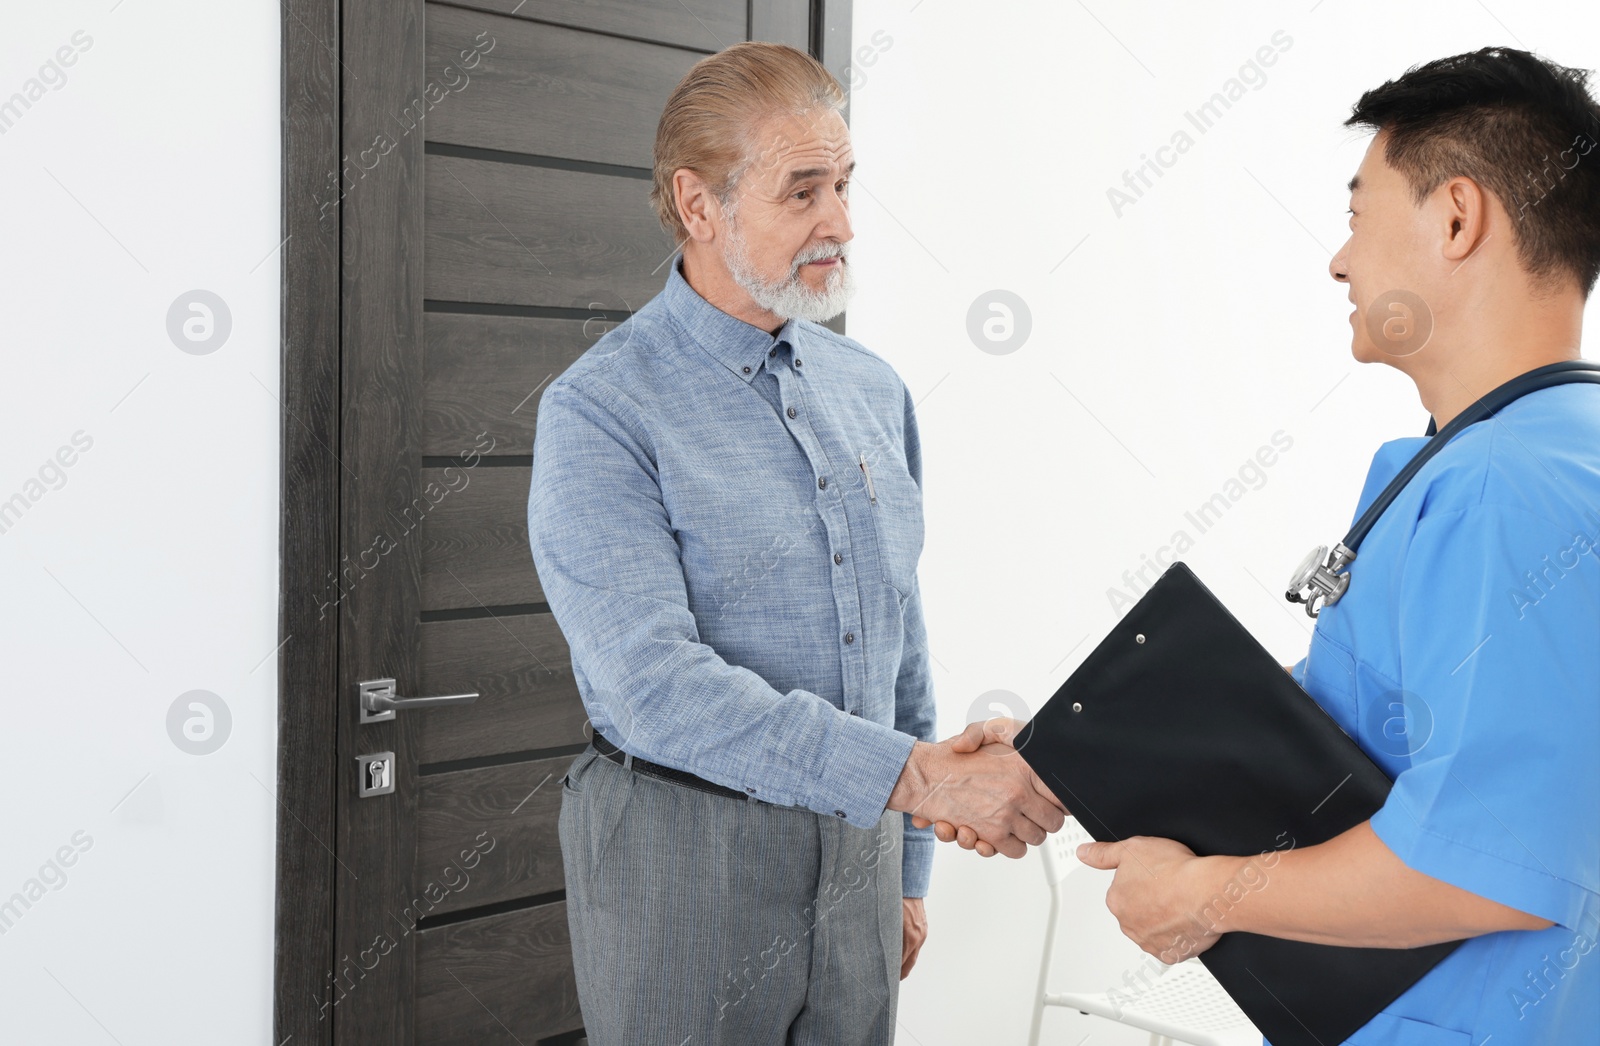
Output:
[1028, 819, 1262, 1046]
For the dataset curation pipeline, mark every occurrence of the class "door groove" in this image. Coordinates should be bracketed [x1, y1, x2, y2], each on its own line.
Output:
[413, 888, 567, 931]
[426, 141, 652, 180]
[424, 299, 635, 323]
[421, 454, 532, 468]
[420, 601, 551, 623]
[419, 742, 589, 776]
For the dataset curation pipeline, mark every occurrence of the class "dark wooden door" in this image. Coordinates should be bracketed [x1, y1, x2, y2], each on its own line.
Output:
[297, 3, 855, 1044]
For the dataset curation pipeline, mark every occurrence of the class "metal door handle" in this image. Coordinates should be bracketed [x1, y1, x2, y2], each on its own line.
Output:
[358, 677, 479, 723]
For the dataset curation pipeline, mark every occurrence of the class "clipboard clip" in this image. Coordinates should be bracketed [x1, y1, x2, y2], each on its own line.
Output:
[1285, 542, 1355, 618]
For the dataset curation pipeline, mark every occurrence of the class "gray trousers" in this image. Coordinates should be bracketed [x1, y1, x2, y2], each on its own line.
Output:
[559, 745, 905, 1045]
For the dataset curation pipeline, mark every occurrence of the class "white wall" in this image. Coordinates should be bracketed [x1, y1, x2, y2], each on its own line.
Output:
[0, 2, 281, 1043]
[842, 2, 1600, 1044]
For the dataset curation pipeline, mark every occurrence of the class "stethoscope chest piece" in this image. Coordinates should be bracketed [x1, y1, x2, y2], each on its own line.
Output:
[1285, 542, 1355, 618]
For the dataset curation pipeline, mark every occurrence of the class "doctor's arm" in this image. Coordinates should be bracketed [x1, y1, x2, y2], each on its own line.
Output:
[1076, 820, 1552, 962]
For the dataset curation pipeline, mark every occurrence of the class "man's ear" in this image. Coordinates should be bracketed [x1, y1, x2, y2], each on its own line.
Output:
[673, 168, 718, 244]
[1440, 175, 1489, 264]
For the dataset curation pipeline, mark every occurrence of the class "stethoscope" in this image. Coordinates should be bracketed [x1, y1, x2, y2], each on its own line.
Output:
[1286, 359, 1600, 617]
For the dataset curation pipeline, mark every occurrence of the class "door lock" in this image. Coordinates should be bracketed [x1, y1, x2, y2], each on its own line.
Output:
[356, 751, 395, 797]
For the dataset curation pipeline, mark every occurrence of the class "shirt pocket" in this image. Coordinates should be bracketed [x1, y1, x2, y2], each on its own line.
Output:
[1345, 1011, 1473, 1045]
[858, 446, 924, 603]
[1302, 624, 1360, 737]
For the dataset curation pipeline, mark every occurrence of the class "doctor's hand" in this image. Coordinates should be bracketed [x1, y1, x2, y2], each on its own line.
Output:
[888, 721, 1067, 859]
[1076, 835, 1221, 963]
[909, 717, 1069, 858]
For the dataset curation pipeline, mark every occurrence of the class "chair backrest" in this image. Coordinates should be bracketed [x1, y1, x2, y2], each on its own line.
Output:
[1039, 816, 1095, 888]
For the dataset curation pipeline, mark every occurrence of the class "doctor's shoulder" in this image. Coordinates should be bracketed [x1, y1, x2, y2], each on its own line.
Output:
[1414, 384, 1600, 522]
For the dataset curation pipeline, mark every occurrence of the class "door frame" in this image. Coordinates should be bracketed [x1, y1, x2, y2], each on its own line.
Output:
[275, 0, 341, 1043]
[272, 3, 856, 1043]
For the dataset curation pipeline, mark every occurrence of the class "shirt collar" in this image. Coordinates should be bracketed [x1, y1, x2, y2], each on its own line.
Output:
[661, 253, 801, 384]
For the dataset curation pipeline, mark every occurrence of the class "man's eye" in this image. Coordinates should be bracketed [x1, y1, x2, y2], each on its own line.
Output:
[793, 189, 810, 201]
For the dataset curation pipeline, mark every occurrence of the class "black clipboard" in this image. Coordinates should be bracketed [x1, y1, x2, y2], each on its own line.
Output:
[1015, 561, 1460, 1046]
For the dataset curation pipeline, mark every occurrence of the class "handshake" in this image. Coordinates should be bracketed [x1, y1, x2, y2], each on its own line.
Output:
[888, 717, 1069, 858]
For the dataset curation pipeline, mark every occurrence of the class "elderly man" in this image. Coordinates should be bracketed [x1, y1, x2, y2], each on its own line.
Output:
[527, 41, 1064, 1045]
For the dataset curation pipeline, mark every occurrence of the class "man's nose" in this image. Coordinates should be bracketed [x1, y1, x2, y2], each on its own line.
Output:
[815, 187, 853, 243]
[1329, 239, 1351, 282]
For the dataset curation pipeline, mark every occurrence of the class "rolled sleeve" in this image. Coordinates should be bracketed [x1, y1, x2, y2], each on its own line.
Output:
[528, 379, 914, 828]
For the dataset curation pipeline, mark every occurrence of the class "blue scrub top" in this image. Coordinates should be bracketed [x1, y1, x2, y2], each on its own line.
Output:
[1291, 382, 1600, 1045]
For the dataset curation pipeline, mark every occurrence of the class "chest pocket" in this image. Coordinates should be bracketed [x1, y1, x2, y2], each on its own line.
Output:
[859, 446, 924, 604]
[1345, 1012, 1472, 1044]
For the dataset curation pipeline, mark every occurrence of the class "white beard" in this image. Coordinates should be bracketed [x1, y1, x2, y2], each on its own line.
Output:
[721, 215, 855, 323]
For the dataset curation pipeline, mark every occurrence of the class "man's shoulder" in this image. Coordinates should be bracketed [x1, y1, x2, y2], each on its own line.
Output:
[795, 320, 907, 393]
[546, 297, 680, 398]
[795, 319, 885, 365]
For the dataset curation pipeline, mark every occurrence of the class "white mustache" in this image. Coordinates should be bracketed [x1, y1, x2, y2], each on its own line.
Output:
[792, 244, 848, 272]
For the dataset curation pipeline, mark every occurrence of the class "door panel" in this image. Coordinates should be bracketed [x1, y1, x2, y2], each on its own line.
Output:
[415, 902, 583, 1043]
[423, 311, 605, 457]
[441, 0, 743, 53]
[414, 755, 572, 913]
[751, 0, 811, 49]
[426, 6, 701, 167]
[416, 615, 586, 764]
[420, 465, 543, 609]
[424, 155, 669, 308]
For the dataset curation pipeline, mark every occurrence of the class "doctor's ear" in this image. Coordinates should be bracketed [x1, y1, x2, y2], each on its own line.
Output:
[1438, 176, 1490, 264]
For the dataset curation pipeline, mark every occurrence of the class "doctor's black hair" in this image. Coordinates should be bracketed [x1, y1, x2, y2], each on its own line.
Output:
[1346, 46, 1600, 297]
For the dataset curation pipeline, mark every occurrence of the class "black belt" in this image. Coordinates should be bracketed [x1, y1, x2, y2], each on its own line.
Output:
[591, 732, 762, 804]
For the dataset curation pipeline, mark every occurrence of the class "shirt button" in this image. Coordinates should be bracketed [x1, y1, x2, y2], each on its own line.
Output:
[818, 476, 827, 489]
[795, 358, 803, 367]
[849, 709, 860, 716]
[746, 787, 757, 794]
[833, 552, 843, 565]
[742, 365, 751, 374]
[844, 632, 854, 644]
[786, 406, 797, 419]
[769, 347, 777, 357]
[834, 810, 846, 818]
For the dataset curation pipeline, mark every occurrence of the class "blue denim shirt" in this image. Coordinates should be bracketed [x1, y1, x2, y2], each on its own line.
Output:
[526, 253, 936, 896]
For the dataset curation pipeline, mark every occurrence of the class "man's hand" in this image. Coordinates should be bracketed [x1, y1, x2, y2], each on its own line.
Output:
[888, 719, 1067, 859]
[1076, 836, 1222, 963]
[908, 718, 1069, 858]
[901, 897, 927, 979]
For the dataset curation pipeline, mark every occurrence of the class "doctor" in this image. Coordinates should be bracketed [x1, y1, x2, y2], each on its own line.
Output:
[922, 46, 1600, 1044]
